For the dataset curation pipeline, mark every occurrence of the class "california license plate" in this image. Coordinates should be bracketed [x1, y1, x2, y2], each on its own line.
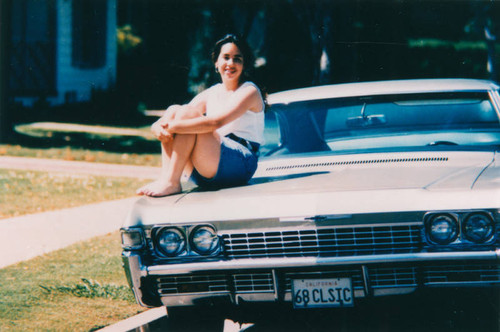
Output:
[292, 278, 354, 308]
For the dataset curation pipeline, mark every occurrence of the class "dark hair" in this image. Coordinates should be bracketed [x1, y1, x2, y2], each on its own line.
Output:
[211, 34, 255, 82]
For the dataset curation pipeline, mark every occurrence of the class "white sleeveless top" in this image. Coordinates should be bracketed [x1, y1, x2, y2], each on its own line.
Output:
[205, 82, 265, 145]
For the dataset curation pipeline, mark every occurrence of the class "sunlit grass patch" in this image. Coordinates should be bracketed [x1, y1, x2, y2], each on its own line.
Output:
[14, 122, 154, 140]
[40, 278, 134, 302]
[0, 169, 151, 219]
[0, 144, 161, 167]
[12, 122, 160, 153]
[0, 232, 145, 331]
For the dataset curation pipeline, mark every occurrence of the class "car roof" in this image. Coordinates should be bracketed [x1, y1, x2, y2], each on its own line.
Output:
[267, 79, 500, 105]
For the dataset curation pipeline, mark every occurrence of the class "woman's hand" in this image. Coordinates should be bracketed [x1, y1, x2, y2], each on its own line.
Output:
[151, 105, 184, 142]
[152, 119, 174, 142]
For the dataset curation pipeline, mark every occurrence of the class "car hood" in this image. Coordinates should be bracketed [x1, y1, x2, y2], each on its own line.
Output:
[124, 150, 500, 227]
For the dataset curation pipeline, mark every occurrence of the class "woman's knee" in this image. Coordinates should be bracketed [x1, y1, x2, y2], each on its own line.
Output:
[165, 105, 183, 120]
[175, 105, 203, 120]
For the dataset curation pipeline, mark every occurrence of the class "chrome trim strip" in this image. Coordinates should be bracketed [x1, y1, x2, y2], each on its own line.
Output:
[236, 293, 276, 303]
[488, 90, 500, 122]
[425, 281, 500, 286]
[279, 215, 353, 222]
[158, 287, 413, 307]
[272, 269, 279, 301]
[122, 252, 150, 307]
[372, 287, 416, 297]
[147, 250, 500, 275]
[219, 222, 422, 234]
[361, 265, 371, 297]
[160, 293, 231, 307]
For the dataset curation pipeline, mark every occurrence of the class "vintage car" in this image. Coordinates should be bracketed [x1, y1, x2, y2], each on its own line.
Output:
[121, 79, 500, 324]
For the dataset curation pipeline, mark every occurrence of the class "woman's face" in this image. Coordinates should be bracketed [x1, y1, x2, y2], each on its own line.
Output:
[215, 42, 244, 83]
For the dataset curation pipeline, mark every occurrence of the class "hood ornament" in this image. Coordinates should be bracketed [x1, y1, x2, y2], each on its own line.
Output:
[280, 215, 352, 222]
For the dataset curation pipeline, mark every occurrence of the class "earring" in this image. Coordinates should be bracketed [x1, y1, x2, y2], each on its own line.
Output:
[215, 67, 219, 73]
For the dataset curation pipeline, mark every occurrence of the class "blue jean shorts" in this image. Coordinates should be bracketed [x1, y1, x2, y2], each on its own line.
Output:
[191, 136, 258, 189]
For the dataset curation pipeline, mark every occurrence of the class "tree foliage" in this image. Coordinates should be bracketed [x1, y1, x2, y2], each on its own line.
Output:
[116, 0, 500, 109]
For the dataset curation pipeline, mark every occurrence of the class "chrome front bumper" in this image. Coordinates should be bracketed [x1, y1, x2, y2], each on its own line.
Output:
[122, 249, 500, 308]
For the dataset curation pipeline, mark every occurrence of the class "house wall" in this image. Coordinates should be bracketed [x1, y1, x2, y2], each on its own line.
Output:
[52, 0, 117, 105]
[15, 0, 117, 107]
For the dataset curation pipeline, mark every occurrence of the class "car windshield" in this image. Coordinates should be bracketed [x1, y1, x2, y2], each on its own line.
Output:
[263, 91, 500, 156]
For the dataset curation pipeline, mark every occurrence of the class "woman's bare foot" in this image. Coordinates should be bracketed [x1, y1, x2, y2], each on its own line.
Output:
[136, 180, 182, 197]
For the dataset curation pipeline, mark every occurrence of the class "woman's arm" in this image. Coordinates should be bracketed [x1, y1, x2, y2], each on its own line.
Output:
[166, 84, 262, 135]
[152, 89, 209, 141]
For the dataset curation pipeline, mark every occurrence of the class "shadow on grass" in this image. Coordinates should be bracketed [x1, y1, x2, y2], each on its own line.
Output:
[9, 125, 160, 154]
[4, 95, 162, 154]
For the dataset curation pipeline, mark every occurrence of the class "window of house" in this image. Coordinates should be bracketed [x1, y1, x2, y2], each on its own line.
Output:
[72, 0, 107, 69]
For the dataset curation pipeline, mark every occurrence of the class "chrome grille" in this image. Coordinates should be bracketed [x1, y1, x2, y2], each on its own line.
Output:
[424, 264, 500, 285]
[157, 274, 229, 295]
[233, 273, 274, 292]
[154, 263, 500, 299]
[222, 225, 421, 259]
[370, 267, 418, 288]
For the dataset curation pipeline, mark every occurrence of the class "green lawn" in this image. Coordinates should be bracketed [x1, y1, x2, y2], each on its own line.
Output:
[0, 139, 159, 219]
[0, 133, 159, 329]
[1, 169, 151, 219]
[0, 231, 146, 331]
[0, 144, 161, 167]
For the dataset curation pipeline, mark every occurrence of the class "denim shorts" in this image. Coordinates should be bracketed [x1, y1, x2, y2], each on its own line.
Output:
[191, 136, 258, 189]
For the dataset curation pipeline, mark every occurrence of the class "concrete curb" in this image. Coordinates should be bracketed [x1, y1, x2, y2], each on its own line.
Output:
[97, 307, 167, 332]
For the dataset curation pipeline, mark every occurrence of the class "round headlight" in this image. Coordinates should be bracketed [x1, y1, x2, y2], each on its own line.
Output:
[190, 226, 219, 255]
[157, 228, 186, 256]
[463, 213, 494, 243]
[428, 214, 458, 245]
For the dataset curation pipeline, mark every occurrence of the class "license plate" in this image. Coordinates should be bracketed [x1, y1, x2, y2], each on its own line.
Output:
[292, 278, 354, 308]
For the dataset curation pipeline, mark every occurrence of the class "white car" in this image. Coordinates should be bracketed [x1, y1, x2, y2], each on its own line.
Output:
[121, 79, 500, 326]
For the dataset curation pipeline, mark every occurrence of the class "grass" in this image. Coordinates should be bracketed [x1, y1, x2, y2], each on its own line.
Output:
[0, 144, 161, 167]
[0, 169, 151, 219]
[13, 122, 160, 152]
[0, 231, 146, 331]
[0, 125, 158, 329]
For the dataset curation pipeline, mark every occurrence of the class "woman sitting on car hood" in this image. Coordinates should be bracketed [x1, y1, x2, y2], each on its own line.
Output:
[137, 34, 265, 197]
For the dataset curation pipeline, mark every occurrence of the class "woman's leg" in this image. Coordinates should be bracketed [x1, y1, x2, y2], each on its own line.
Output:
[137, 132, 221, 197]
[136, 108, 177, 195]
[137, 108, 221, 197]
[135, 138, 174, 195]
[137, 134, 195, 196]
